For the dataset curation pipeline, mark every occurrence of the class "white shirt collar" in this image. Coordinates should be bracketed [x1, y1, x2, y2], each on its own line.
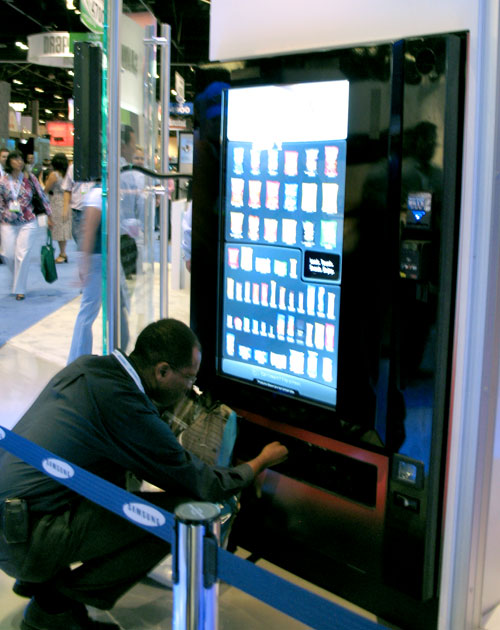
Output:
[112, 349, 145, 394]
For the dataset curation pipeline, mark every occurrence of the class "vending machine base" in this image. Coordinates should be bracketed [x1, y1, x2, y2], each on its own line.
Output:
[229, 411, 439, 630]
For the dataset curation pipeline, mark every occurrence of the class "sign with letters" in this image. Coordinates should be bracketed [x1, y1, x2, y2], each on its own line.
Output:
[80, 0, 105, 35]
[28, 32, 72, 68]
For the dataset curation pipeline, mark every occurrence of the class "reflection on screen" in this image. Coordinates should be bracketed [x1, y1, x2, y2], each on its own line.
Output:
[218, 80, 349, 410]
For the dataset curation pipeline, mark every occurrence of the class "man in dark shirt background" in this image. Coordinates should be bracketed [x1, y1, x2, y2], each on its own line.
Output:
[0, 318, 287, 630]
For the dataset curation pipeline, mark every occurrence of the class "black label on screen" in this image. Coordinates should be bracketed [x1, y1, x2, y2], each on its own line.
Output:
[303, 251, 340, 281]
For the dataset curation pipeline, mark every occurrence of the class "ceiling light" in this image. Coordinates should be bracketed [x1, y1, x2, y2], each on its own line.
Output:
[74, 9, 81, 14]
[34, 87, 44, 93]
[171, 89, 177, 96]
[54, 95, 63, 100]
[67, 70, 74, 76]
[10, 102, 27, 112]
[39, 120, 45, 125]
[15, 41, 29, 51]
[66, 0, 76, 8]
[45, 109, 53, 114]
[13, 79, 23, 85]
[58, 113, 65, 118]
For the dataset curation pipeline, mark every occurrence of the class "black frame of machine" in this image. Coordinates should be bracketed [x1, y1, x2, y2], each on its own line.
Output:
[189, 32, 467, 630]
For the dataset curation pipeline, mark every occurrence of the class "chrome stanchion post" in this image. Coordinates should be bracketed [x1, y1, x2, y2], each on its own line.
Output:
[173, 502, 221, 630]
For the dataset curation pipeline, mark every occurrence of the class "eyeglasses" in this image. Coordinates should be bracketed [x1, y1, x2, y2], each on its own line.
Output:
[168, 363, 197, 387]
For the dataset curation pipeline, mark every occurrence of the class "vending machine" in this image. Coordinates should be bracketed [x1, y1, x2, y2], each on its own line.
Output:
[190, 32, 466, 630]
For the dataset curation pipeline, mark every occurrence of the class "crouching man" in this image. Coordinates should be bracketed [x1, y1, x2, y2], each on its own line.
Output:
[0, 318, 288, 630]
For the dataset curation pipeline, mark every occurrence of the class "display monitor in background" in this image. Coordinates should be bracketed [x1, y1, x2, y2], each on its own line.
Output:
[216, 80, 349, 411]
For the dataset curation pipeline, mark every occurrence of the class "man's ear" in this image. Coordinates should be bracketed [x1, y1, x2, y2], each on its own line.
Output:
[155, 362, 170, 381]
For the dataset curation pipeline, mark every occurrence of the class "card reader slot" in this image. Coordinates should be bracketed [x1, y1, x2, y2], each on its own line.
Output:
[235, 422, 378, 507]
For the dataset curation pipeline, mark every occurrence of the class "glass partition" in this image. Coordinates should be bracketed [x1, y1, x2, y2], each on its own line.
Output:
[101, 5, 190, 354]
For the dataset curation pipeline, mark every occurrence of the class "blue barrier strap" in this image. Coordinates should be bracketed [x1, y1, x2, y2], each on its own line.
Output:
[0, 425, 174, 543]
[0, 423, 388, 630]
[217, 547, 389, 630]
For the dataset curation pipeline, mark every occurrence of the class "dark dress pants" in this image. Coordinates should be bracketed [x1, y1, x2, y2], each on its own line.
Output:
[0, 492, 186, 610]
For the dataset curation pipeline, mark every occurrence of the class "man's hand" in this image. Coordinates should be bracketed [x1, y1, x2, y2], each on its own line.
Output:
[78, 254, 90, 286]
[245, 441, 288, 477]
[259, 441, 288, 467]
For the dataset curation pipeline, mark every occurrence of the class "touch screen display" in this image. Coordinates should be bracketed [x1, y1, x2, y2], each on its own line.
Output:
[219, 80, 349, 408]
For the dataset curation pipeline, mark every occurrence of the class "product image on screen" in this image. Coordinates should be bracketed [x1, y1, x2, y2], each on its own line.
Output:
[218, 80, 349, 408]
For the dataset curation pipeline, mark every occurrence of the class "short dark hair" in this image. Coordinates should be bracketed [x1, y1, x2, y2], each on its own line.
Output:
[5, 150, 24, 174]
[51, 152, 68, 176]
[129, 319, 201, 371]
[0, 147, 8, 154]
[121, 124, 135, 147]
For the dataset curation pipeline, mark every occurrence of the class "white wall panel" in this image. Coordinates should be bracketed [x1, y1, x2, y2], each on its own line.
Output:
[210, 0, 474, 61]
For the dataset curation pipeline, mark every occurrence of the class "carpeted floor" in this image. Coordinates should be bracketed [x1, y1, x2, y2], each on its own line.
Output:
[0, 229, 80, 347]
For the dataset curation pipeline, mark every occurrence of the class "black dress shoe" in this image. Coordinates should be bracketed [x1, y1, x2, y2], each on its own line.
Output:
[21, 598, 121, 630]
[13, 579, 37, 598]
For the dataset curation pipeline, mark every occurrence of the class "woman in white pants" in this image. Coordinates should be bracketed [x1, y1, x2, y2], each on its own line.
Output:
[0, 150, 52, 300]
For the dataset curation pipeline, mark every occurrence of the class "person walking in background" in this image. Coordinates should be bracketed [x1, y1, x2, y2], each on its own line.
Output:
[44, 153, 71, 263]
[62, 162, 96, 249]
[119, 125, 144, 231]
[25, 153, 35, 173]
[0, 147, 9, 263]
[68, 127, 140, 362]
[132, 146, 145, 168]
[0, 147, 8, 177]
[67, 183, 130, 363]
[0, 150, 52, 300]
[181, 181, 193, 272]
[67, 184, 113, 362]
[38, 158, 53, 185]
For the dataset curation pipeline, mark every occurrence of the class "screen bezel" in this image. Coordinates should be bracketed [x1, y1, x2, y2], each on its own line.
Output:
[215, 80, 350, 414]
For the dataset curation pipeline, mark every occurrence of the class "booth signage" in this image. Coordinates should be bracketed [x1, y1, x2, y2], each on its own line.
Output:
[169, 117, 187, 130]
[119, 14, 145, 125]
[69, 32, 103, 50]
[46, 121, 74, 147]
[121, 44, 139, 75]
[169, 102, 193, 116]
[27, 32, 102, 69]
[28, 32, 73, 68]
[175, 71, 185, 103]
[80, 0, 105, 35]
